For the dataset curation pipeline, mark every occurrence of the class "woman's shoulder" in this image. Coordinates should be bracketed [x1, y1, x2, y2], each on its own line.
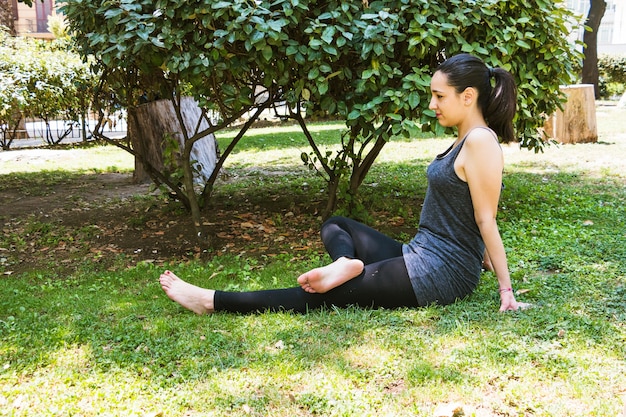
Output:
[464, 127, 500, 151]
[466, 126, 497, 142]
[461, 127, 503, 167]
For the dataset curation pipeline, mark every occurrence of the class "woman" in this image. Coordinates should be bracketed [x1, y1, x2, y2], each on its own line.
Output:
[159, 53, 528, 314]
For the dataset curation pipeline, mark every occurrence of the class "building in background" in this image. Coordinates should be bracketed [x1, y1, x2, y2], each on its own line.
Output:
[12, 0, 57, 39]
[567, 0, 626, 54]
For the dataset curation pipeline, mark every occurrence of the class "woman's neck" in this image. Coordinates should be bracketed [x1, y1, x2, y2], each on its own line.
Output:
[456, 114, 488, 143]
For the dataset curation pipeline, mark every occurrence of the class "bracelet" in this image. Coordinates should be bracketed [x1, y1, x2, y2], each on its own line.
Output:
[498, 288, 513, 294]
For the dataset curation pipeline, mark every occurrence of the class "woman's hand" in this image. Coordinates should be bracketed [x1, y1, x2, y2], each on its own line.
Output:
[499, 291, 532, 312]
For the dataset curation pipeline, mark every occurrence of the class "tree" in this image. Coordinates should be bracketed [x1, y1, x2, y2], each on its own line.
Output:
[291, 0, 582, 215]
[58, 0, 581, 235]
[0, 0, 16, 35]
[582, 0, 607, 98]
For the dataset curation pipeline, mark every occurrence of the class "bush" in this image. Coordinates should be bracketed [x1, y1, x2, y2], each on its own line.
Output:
[598, 54, 626, 99]
[59, 0, 581, 219]
[0, 28, 95, 149]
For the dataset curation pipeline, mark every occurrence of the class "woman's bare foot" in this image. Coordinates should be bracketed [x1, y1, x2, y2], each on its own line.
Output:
[297, 257, 364, 294]
[159, 270, 215, 314]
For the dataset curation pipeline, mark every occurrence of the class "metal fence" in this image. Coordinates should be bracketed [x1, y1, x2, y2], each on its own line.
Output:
[3, 111, 128, 149]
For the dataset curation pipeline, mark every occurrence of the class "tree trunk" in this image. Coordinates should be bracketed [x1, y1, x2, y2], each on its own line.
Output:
[127, 97, 218, 184]
[15, 114, 28, 139]
[544, 85, 598, 143]
[126, 97, 219, 243]
[582, 0, 607, 98]
[0, 0, 16, 35]
[618, 91, 626, 108]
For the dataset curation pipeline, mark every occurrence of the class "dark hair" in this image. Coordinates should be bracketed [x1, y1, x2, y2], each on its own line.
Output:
[435, 53, 517, 143]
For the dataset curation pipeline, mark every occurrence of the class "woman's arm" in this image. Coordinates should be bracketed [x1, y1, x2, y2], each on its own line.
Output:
[458, 131, 528, 311]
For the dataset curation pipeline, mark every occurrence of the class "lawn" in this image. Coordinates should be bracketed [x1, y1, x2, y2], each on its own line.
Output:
[0, 105, 625, 416]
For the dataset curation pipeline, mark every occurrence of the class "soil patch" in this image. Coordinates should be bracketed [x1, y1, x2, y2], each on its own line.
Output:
[0, 170, 335, 275]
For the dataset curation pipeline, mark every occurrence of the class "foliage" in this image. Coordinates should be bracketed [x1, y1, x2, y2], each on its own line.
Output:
[598, 54, 626, 84]
[293, 0, 582, 213]
[59, 0, 580, 220]
[0, 28, 95, 149]
[596, 55, 626, 99]
[47, 14, 70, 40]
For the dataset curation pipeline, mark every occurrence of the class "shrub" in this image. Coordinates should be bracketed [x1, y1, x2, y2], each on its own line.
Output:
[598, 54, 626, 99]
[59, 0, 581, 220]
[0, 28, 95, 149]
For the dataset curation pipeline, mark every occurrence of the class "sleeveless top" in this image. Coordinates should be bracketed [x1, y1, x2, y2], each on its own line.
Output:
[401, 127, 498, 305]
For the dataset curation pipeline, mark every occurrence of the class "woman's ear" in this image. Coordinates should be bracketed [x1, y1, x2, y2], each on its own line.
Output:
[462, 87, 477, 106]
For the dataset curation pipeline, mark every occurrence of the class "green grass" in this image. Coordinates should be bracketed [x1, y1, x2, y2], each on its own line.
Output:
[1, 109, 626, 416]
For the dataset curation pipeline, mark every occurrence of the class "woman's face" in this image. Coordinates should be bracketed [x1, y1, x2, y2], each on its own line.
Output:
[429, 71, 465, 128]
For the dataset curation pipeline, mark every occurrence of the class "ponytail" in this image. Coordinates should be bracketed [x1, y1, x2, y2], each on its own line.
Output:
[435, 54, 518, 143]
[485, 68, 517, 143]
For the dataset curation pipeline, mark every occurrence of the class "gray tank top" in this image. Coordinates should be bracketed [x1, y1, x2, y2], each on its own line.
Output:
[403, 128, 496, 290]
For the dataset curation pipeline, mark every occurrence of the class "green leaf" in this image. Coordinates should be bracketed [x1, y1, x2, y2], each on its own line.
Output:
[250, 31, 265, 45]
[362, 69, 374, 79]
[321, 26, 336, 44]
[318, 80, 329, 95]
[322, 45, 338, 55]
[103, 9, 124, 19]
[347, 109, 361, 120]
[408, 92, 420, 109]
[212, 2, 232, 9]
[151, 38, 165, 48]
[309, 39, 323, 49]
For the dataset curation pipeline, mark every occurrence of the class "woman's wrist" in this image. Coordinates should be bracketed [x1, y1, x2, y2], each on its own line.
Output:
[498, 287, 513, 294]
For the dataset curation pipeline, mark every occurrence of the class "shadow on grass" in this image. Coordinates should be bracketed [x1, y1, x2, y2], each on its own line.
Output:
[0, 165, 625, 409]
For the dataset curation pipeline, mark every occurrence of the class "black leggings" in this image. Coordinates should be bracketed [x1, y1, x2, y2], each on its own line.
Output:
[214, 216, 419, 313]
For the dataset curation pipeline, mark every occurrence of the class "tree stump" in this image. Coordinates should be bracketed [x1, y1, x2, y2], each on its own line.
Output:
[543, 84, 598, 144]
[618, 91, 626, 109]
[127, 97, 218, 184]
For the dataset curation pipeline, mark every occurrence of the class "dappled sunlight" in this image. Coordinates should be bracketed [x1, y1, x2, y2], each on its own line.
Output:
[0, 343, 167, 415]
[218, 122, 347, 139]
[503, 138, 626, 178]
[505, 106, 626, 178]
[1, 107, 625, 415]
[342, 342, 397, 370]
[0, 146, 134, 175]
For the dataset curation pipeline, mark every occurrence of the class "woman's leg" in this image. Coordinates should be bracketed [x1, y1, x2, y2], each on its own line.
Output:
[160, 217, 414, 314]
[320, 216, 404, 263]
[215, 256, 418, 313]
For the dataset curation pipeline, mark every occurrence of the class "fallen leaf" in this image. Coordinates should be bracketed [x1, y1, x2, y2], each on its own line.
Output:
[433, 402, 466, 417]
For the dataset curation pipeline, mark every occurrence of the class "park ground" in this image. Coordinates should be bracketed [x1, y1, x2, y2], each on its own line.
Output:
[0, 104, 625, 416]
[1, 105, 625, 275]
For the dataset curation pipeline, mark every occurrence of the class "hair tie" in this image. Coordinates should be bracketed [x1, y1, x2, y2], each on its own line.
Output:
[488, 67, 495, 78]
